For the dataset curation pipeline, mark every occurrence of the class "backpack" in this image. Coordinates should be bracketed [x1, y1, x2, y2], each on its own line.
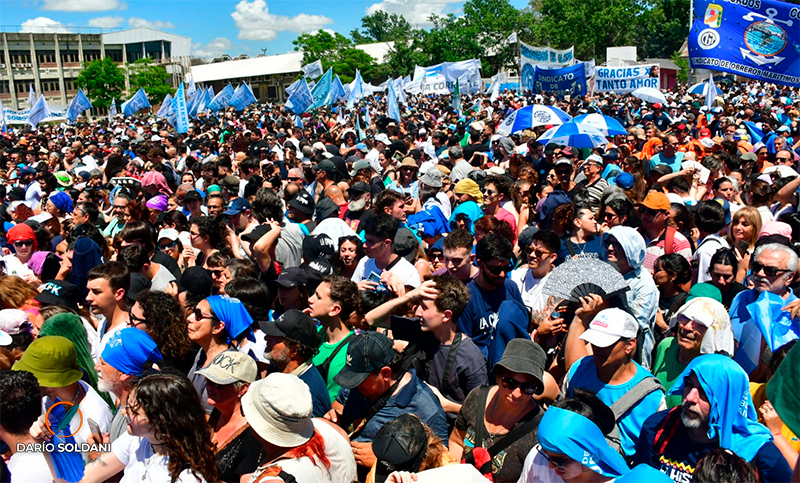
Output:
[604, 376, 665, 458]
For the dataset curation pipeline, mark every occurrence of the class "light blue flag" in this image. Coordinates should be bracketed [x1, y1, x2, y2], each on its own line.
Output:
[229, 83, 257, 111]
[27, 95, 50, 127]
[704, 73, 716, 110]
[452, 79, 462, 114]
[108, 97, 117, 120]
[66, 89, 92, 123]
[170, 82, 189, 134]
[157, 93, 173, 118]
[301, 59, 324, 79]
[187, 88, 201, 118]
[286, 78, 313, 114]
[286, 78, 303, 96]
[743, 121, 764, 144]
[195, 87, 210, 116]
[295, 113, 303, 128]
[310, 69, 333, 110]
[364, 105, 371, 130]
[187, 76, 196, 98]
[328, 75, 346, 106]
[347, 69, 365, 108]
[356, 115, 366, 140]
[121, 88, 151, 117]
[208, 84, 235, 112]
[28, 85, 36, 106]
[207, 85, 215, 101]
[387, 79, 401, 122]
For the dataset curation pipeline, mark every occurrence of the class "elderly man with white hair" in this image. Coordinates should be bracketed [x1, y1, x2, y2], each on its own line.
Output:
[730, 243, 800, 377]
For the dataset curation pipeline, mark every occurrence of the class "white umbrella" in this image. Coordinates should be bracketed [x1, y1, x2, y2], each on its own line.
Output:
[631, 87, 667, 105]
[573, 113, 627, 137]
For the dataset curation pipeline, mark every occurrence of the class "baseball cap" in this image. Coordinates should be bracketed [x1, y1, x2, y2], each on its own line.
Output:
[334, 331, 396, 389]
[305, 259, 335, 292]
[394, 228, 419, 263]
[157, 228, 179, 242]
[259, 309, 321, 350]
[355, 143, 369, 153]
[350, 159, 371, 176]
[242, 373, 314, 447]
[35, 280, 80, 310]
[288, 190, 315, 216]
[196, 350, 257, 384]
[652, 103, 663, 109]
[0, 309, 31, 335]
[373, 414, 429, 481]
[579, 308, 638, 347]
[584, 154, 603, 165]
[223, 198, 252, 216]
[638, 191, 671, 211]
[303, 233, 335, 262]
[419, 169, 443, 188]
[314, 159, 337, 175]
[374, 133, 390, 145]
[102, 328, 163, 377]
[180, 266, 214, 297]
[184, 190, 202, 201]
[347, 181, 370, 194]
[242, 224, 271, 244]
[276, 267, 309, 289]
[615, 172, 635, 190]
[554, 158, 573, 168]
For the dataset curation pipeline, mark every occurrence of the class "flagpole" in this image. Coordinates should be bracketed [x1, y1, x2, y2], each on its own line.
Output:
[688, 0, 694, 86]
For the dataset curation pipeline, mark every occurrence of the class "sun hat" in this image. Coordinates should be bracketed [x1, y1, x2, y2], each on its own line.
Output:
[242, 373, 314, 448]
[491, 339, 547, 394]
[12, 336, 83, 387]
[196, 350, 257, 385]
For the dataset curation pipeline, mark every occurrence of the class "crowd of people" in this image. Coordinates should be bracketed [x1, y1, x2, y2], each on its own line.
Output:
[0, 77, 799, 483]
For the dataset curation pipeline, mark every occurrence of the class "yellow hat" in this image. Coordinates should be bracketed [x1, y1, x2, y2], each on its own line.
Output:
[454, 179, 483, 204]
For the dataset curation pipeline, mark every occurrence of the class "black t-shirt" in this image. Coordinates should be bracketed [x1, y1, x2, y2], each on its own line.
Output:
[633, 409, 792, 483]
[721, 282, 746, 310]
[344, 208, 374, 233]
[210, 419, 266, 483]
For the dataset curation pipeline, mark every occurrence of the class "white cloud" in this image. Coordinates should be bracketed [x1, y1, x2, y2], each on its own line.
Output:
[20, 17, 72, 33]
[192, 37, 233, 60]
[321, 28, 337, 36]
[128, 17, 174, 29]
[41, 0, 126, 12]
[231, 0, 333, 41]
[366, 0, 462, 26]
[88, 16, 124, 28]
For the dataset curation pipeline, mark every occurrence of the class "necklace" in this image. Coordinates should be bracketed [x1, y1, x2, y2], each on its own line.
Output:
[69, 384, 83, 405]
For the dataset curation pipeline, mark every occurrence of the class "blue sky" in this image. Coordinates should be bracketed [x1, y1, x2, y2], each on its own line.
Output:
[5, 0, 530, 60]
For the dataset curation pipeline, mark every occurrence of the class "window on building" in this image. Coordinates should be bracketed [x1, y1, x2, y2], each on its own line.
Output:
[106, 50, 123, 63]
[15, 82, 34, 96]
[61, 50, 80, 64]
[42, 81, 60, 92]
[267, 86, 277, 99]
[0, 52, 6, 65]
[64, 80, 75, 92]
[37, 51, 57, 64]
[0, 82, 11, 95]
[9, 51, 31, 65]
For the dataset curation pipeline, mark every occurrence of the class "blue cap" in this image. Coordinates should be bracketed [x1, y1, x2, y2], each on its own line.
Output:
[101, 328, 162, 376]
[615, 172, 634, 189]
[223, 197, 252, 216]
[19, 166, 36, 176]
[355, 143, 369, 153]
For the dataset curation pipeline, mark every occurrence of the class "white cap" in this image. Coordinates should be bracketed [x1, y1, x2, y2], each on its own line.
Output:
[585, 154, 603, 165]
[157, 228, 179, 241]
[374, 133, 390, 145]
[579, 308, 638, 348]
[151, 135, 162, 142]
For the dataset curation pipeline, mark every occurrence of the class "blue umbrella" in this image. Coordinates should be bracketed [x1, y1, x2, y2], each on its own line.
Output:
[537, 121, 608, 148]
[688, 82, 723, 97]
[496, 104, 571, 135]
[573, 113, 627, 137]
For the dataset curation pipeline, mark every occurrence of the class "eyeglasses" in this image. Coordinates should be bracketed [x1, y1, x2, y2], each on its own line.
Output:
[483, 262, 512, 275]
[158, 240, 177, 251]
[546, 174, 557, 179]
[776, 157, 792, 162]
[499, 375, 538, 395]
[192, 308, 216, 321]
[288, 177, 303, 181]
[12, 240, 34, 248]
[208, 269, 225, 277]
[751, 260, 792, 277]
[530, 249, 551, 259]
[483, 188, 496, 196]
[602, 212, 618, 222]
[536, 444, 571, 470]
[128, 311, 148, 327]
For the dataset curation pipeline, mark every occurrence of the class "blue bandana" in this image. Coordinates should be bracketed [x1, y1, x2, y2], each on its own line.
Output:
[538, 407, 630, 478]
[101, 328, 162, 376]
[49, 191, 73, 213]
[206, 295, 255, 343]
[669, 354, 772, 461]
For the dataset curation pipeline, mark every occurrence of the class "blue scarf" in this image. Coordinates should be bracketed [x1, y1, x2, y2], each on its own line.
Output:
[669, 354, 772, 461]
[206, 295, 255, 343]
[538, 407, 630, 478]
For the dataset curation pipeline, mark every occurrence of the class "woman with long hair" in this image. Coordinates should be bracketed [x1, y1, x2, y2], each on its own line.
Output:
[129, 290, 194, 373]
[81, 372, 220, 483]
[555, 204, 603, 264]
[653, 253, 693, 339]
[334, 235, 366, 279]
[188, 216, 231, 269]
[0, 275, 40, 318]
[744, 178, 775, 226]
[707, 249, 747, 307]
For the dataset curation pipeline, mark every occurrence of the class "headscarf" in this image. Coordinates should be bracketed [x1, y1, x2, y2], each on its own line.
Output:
[145, 194, 169, 212]
[538, 406, 630, 478]
[669, 354, 772, 461]
[638, 137, 662, 161]
[69, 237, 103, 302]
[454, 179, 483, 204]
[49, 191, 73, 213]
[448, 200, 483, 235]
[603, 226, 646, 271]
[206, 295, 255, 343]
[141, 171, 173, 196]
[669, 297, 735, 356]
[6, 223, 37, 251]
[38, 313, 113, 406]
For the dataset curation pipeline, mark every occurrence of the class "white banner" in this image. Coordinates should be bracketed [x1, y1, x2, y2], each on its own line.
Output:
[3, 106, 67, 125]
[594, 64, 661, 93]
[404, 60, 482, 95]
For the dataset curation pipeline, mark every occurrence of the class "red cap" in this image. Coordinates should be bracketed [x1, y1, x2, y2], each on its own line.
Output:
[653, 103, 663, 109]
[699, 128, 711, 138]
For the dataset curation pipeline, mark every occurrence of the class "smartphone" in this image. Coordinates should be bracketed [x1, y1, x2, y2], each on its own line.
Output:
[737, 240, 749, 256]
[87, 418, 103, 443]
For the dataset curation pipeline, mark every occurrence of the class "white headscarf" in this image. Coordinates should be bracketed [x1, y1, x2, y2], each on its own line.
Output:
[669, 296, 735, 356]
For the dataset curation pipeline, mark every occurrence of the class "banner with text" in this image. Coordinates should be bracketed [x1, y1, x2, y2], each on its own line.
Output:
[404, 59, 482, 95]
[688, 0, 800, 87]
[531, 63, 587, 96]
[520, 42, 574, 92]
[594, 64, 661, 93]
[3, 107, 66, 125]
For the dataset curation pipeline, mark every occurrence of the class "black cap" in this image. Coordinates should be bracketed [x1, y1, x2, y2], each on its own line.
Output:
[305, 258, 335, 292]
[393, 227, 419, 263]
[314, 159, 337, 174]
[180, 266, 214, 297]
[184, 190, 202, 201]
[302, 233, 335, 263]
[288, 190, 315, 215]
[259, 309, 320, 349]
[315, 197, 340, 221]
[35, 280, 80, 310]
[334, 331, 396, 389]
[276, 267, 308, 288]
[347, 181, 370, 194]
[373, 414, 429, 482]
[7, 187, 25, 201]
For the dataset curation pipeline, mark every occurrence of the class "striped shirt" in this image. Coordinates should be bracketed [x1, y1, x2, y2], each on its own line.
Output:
[643, 229, 693, 273]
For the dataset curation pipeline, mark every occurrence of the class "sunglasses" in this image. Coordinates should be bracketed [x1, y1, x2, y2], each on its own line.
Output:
[536, 444, 571, 470]
[499, 375, 538, 395]
[208, 269, 225, 277]
[288, 177, 303, 181]
[428, 252, 443, 261]
[158, 240, 177, 251]
[530, 249, 551, 259]
[192, 308, 216, 321]
[483, 188, 496, 196]
[483, 262, 512, 275]
[776, 157, 792, 162]
[12, 239, 34, 248]
[751, 260, 791, 277]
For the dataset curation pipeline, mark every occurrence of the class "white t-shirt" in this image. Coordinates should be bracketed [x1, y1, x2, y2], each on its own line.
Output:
[97, 319, 126, 356]
[516, 445, 564, 483]
[693, 234, 729, 284]
[351, 256, 421, 288]
[43, 381, 113, 446]
[510, 268, 551, 313]
[80, 315, 101, 363]
[248, 419, 356, 483]
[413, 464, 488, 483]
[313, 218, 357, 250]
[150, 263, 177, 292]
[8, 451, 54, 483]
[112, 432, 207, 483]
[1, 255, 34, 278]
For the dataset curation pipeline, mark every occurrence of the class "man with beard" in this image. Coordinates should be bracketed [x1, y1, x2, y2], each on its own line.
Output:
[259, 309, 331, 417]
[344, 181, 374, 233]
[633, 355, 791, 483]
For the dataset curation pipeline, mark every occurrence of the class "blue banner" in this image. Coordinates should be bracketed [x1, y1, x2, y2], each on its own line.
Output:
[310, 69, 332, 110]
[121, 88, 151, 116]
[689, 0, 800, 87]
[171, 82, 189, 134]
[208, 84, 234, 112]
[229, 83, 257, 111]
[66, 89, 92, 123]
[387, 79, 401, 122]
[286, 78, 313, 114]
[531, 63, 586, 96]
[27, 95, 50, 127]
[157, 93, 172, 118]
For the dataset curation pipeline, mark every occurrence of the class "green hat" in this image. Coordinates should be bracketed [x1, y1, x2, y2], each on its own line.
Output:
[767, 342, 800, 437]
[206, 184, 222, 194]
[686, 283, 722, 304]
[13, 336, 83, 388]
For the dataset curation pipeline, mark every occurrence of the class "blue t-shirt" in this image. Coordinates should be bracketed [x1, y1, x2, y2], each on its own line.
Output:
[556, 235, 604, 265]
[298, 365, 332, 417]
[567, 356, 665, 456]
[649, 151, 685, 174]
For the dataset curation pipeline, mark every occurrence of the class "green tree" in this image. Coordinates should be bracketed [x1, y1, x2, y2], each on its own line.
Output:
[293, 30, 378, 83]
[74, 57, 124, 109]
[128, 58, 175, 103]
[350, 11, 413, 44]
[671, 50, 689, 84]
